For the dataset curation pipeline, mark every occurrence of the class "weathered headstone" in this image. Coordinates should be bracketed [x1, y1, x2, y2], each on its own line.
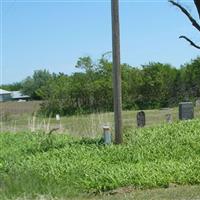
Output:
[165, 114, 172, 123]
[179, 102, 194, 120]
[137, 111, 145, 127]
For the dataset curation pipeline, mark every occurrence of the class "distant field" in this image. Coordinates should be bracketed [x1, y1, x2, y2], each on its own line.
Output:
[0, 101, 41, 115]
[0, 101, 200, 136]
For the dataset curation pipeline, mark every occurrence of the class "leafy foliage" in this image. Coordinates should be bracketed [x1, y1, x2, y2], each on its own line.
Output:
[1, 82, 22, 91]
[1, 56, 200, 115]
[37, 57, 200, 115]
[21, 69, 52, 100]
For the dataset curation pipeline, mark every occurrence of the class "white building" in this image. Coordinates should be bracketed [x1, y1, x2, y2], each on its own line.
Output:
[0, 89, 30, 102]
[0, 89, 12, 102]
[11, 91, 30, 101]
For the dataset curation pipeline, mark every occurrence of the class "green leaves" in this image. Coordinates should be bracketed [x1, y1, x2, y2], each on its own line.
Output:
[21, 69, 52, 100]
[3, 56, 200, 115]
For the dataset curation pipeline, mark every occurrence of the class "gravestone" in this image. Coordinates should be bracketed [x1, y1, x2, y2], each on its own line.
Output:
[55, 114, 61, 129]
[165, 114, 172, 123]
[179, 102, 194, 120]
[137, 111, 145, 127]
[56, 114, 60, 121]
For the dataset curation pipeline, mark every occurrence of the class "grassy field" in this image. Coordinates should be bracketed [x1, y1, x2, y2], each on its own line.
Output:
[0, 101, 41, 115]
[1, 119, 200, 199]
[1, 101, 200, 137]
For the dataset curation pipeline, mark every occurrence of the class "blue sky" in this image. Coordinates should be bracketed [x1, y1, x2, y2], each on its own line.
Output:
[1, 0, 200, 84]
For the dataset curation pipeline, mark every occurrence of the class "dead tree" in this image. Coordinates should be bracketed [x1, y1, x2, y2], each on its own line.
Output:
[169, 0, 200, 49]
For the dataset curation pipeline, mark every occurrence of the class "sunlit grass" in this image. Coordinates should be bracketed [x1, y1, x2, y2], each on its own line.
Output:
[1, 119, 200, 199]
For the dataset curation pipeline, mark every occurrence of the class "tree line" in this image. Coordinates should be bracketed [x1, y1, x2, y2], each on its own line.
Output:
[2, 56, 200, 115]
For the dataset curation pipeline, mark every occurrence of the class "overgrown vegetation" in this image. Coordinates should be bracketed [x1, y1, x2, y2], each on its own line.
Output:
[1, 119, 200, 199]
[1, 56, 200, 115]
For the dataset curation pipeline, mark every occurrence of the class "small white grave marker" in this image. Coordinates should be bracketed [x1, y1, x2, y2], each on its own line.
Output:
[56, 114, 60, 121]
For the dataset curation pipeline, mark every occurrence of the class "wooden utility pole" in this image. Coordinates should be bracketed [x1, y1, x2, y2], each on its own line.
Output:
[111, 0, 122, 144]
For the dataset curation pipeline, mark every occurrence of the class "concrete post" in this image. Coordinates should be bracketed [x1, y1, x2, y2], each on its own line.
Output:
[103, 125, 112, 144]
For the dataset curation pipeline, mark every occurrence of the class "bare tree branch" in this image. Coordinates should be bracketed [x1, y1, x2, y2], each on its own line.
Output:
[194, 0, 200, 19]
[169, 0, 200, 32]
[179, 35, 200, 49]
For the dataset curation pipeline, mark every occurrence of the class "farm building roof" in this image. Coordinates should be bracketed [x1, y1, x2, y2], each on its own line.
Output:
[0, 89, 11, 95]
[11, 91, 30, 99]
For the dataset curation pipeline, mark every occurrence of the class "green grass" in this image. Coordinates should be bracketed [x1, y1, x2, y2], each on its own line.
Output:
[1, 119, 200, 199]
